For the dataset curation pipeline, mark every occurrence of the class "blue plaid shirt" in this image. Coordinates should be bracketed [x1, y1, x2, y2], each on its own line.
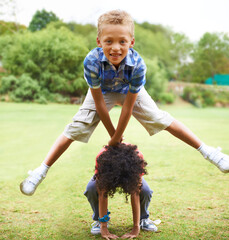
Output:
[84, 48, 146, 94]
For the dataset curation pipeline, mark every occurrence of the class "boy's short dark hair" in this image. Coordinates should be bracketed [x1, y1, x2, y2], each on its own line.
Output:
[95, 143, 147, 200]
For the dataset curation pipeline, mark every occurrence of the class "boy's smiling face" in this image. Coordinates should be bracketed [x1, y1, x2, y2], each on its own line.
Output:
[97, 24, 135, 68]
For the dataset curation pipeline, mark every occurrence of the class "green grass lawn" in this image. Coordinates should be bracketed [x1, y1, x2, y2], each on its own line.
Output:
[0, 101, 229, 240]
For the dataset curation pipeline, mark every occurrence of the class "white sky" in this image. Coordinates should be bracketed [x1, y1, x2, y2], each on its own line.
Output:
[2, 0, 229, 41]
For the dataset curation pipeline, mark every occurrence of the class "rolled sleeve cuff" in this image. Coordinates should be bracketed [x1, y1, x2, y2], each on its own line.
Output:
[89, 85, 101, 89]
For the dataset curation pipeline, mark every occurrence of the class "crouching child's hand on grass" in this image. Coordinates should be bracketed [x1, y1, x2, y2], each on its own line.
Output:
[101, 225, 119, 239]
[121, 225, 140, 239]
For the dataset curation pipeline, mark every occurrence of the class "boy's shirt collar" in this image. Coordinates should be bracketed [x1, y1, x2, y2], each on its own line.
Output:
[99, 48, 135, 68]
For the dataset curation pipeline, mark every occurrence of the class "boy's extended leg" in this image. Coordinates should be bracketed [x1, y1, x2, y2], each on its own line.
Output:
[132, 87, 229, 173]
[20, 134, 73, 196]
[165, 119, 201, 149]
[44, 134, 74, 166]
[20, 89, 100, 196]
[20, 90, 121, 196]
[165, 119, 229, 173]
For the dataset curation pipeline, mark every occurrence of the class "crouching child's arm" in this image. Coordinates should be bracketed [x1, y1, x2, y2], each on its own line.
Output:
[98, 190, 119, 240]
[121, 191, 140, 239]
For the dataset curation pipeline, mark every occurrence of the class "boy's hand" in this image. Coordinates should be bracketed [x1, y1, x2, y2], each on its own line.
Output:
[101, 226, 119, 239]
[108, 135, 124, 146]
[121, 226, 140, 239]
[108, 138, 120, 146]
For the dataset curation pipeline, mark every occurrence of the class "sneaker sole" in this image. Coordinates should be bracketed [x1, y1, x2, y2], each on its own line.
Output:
[91, 231, 101, 235]
[220, 169, 229, 173]
[141, 226, 158, 232]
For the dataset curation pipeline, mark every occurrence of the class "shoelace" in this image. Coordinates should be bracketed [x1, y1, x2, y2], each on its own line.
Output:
[140, 218, 152, 227]
[140, 218, 161, 227]
[91, 221, 111, 228]
[208, 147, 223, 164]
[91, 221, 100, 228]
[27, 170, 44, 185]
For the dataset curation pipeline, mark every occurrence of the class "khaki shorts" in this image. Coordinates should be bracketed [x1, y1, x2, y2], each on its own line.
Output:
[63, 87, 174, 143]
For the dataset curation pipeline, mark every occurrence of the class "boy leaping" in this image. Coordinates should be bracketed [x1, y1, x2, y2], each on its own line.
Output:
[20, 9, 229, 196]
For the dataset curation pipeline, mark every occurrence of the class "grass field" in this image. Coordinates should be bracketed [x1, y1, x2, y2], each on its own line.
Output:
[0, 101, 229, 240]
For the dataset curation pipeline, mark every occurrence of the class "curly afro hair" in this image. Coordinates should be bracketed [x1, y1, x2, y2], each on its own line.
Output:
[94, 143, 148, 200]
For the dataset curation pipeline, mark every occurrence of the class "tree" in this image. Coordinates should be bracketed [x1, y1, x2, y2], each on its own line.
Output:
[0, 20, 26, 35]
[170, 33, 193, 67]
[48, 21, 97, 50]
[144, 57, 168, 100]
[28, 9, 59, 32]
[179, 32, 229, 83]
[135, 23, 193, 80]
[66, 22, 97, 50]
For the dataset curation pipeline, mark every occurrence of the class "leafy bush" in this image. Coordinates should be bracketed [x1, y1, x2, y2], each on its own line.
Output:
[158, 92, 176, 104]
[0, 74, 71, 103]
[144, 57, 172, 103]
[1, 74, 40, 102]
[0, 26, 89, 97]
[0, 75, 19, 93]
[182, 86, 229, 107]
[0, 21, 26, 35]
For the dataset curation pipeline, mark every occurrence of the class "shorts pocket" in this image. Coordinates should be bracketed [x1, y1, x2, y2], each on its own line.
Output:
[73, 109, 97, 124]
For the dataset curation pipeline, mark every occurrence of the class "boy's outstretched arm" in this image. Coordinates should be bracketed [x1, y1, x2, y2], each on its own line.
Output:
[90, 88, 116, 138]
[121, 191, 140, 239]
[109, 91, 138, 146]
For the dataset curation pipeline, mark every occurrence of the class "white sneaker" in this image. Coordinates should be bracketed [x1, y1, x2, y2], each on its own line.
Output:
[20, 170, 46, 196]
[205, 147, 229, 173]
[91, 221, 101, 235]
[140, 218, 158, 232]
[91, 221, 110, 235]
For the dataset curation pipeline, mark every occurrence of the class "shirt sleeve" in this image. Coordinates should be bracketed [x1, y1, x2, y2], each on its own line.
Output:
[129, 57, 146, 94]
[84, 53, 101, 89]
